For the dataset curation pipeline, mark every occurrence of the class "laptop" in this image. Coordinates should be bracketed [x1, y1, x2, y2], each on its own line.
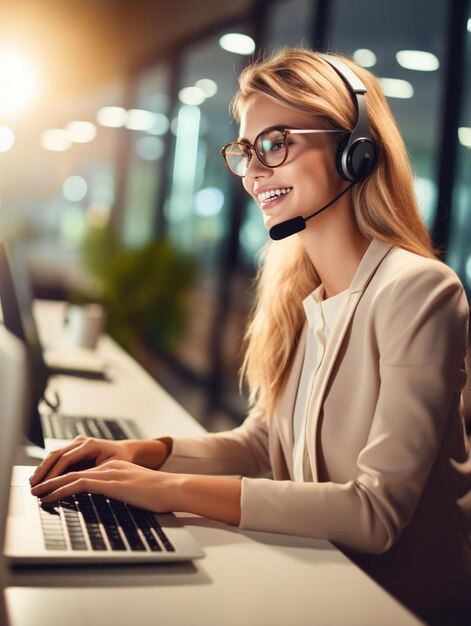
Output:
[0, 325, 205, 565]
[0, 242, 143, 446]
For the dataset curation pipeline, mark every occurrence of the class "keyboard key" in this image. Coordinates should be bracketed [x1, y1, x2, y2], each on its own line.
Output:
[39, 503, 67, 550]
[128, 506, 162, 552]
[109, 501, 145, 551]
[61, 499, 88, 551]
[41, 413, 128, 441]
[140, 510, 175, 552]
[104, 420, 127, 440]
[84, 418, 104, 439]
[92, 495, 126, 551]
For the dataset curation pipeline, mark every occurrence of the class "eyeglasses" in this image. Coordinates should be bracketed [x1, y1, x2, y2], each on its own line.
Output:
[220, 126, 342, 178]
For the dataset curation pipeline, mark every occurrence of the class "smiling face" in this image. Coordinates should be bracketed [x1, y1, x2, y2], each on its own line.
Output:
[238, 94, 345, 232]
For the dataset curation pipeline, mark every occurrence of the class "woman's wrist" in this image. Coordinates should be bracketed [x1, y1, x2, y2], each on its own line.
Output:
[176, 474, 242, 525]
[126, 438, 172, 469]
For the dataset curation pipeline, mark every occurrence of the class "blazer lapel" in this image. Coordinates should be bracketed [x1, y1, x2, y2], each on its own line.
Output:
[305, 239, 393, 481]
[273, 324, 307, 479]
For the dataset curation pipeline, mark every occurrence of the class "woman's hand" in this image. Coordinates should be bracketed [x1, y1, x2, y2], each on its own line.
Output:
[29, 437, 170, 487]
[30, 438, 242, 526]
[30, 460, 182, 513]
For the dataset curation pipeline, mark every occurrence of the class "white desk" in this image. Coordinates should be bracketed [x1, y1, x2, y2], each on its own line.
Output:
[4, 302, 422, 626]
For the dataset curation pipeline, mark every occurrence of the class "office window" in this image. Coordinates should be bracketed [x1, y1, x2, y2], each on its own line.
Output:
[264, 0, 317, 50]
[330, 0, 447, 230]
[237, 0, 318, 270]
[448, 7, 471, 298]
[1, 78, 126, 296]
[122, 64, 170, 248]
[164, 32, 248, 264]
[163, 27, 251, 381]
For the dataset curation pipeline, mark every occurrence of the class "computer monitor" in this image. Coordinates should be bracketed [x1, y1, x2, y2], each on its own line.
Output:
[0, 242, 46, 448]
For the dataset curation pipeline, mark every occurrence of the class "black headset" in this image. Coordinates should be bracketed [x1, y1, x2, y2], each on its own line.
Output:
[320, 54, 377, 183]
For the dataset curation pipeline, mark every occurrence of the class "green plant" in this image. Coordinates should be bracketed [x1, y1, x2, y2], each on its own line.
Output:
[76, 225, 197, 353]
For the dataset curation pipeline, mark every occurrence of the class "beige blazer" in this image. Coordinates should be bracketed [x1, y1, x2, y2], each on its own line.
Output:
[162, 239, 471, 613]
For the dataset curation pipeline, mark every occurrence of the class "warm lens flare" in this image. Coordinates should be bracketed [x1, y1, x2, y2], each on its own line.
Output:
[0, 48, 39, 117]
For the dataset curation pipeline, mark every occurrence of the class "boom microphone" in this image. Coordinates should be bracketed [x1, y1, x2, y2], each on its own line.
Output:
[269, 182, 355, 241]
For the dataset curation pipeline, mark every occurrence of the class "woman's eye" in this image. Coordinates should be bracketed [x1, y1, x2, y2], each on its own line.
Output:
[270, 140, 287, 152]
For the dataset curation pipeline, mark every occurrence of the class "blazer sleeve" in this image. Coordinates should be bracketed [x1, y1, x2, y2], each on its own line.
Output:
[239, 261, 469, 553]
[159, 405, 270, 477]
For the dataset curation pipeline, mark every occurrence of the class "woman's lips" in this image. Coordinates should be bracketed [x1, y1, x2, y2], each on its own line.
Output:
[258, 188, 293, 210]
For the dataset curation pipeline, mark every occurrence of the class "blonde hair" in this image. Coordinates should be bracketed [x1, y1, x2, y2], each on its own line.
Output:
[235, 47, 436, 418]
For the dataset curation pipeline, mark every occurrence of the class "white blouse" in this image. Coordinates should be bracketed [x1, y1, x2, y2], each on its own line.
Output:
[292, 284, 349, 482]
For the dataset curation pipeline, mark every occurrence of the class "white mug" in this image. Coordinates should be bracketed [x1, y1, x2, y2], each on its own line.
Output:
[64, 304, 106, 350]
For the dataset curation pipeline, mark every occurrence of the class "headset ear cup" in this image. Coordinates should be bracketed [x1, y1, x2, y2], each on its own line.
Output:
[336, 136, 377, 182]
[335, 135, 352, 181]
[348, 139, 377, 181]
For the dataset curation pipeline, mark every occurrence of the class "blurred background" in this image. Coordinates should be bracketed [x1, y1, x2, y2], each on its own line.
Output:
[0, 0, 470, 430]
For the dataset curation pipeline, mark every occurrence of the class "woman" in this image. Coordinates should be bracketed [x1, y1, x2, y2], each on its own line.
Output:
[31, 48, 471, 622]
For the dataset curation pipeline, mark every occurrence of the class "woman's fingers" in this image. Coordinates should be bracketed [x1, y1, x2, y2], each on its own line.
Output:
[29, 437, 88, 487]
[38, 476, 112, 504]
[31, 464, 118, 500]
[37, 442, 96, 483]
[30, 460, 171, 513]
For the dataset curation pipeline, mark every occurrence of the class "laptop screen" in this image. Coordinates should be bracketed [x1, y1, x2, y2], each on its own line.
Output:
[0, 242, 46, 448]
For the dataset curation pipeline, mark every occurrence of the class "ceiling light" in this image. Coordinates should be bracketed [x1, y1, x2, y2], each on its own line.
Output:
[195, 79, 218, 98]
[396, 50, 440, 71]
[0, 125, 14, 152]
[458, 127, 471, 148]
[379, 78, 414, 99]
[219, 33, 255, 55]
[97, 106, 128, 128]
[125, 109, 157, 131]
[353, 49, 377, 68]
[147, 112, 170, 136]
[468, 18, 471, 32]
[178, 86, 206, 106]
[40, 129, 71, 151]
[66, 121, 97, 143]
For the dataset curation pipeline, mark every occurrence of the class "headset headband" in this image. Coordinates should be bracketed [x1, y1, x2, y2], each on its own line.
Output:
[319, 53, 376, 182]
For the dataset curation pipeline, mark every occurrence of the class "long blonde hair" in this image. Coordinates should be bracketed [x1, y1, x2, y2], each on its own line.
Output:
[235, 47, 436, 419]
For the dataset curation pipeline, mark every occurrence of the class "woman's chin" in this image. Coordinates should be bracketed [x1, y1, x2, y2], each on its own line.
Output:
[263, 214, 283, 230]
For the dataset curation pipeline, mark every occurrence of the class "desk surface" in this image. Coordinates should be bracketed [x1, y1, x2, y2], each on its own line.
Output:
[4, 301, 421, 626]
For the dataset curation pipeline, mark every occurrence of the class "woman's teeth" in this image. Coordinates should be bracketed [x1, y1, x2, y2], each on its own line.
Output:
[257, 188, 292, 203]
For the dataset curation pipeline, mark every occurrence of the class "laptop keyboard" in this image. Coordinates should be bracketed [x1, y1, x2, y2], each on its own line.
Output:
[42, 413, 128, 440]
[39, 494, 175, 553]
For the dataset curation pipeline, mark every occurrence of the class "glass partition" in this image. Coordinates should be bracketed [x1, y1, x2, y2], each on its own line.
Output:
[330, 0, 447, 230]
[448, 6, 471, 299]
[163, 31, 250, 264]
[122, 64, 170, 248]
[162, 26, 252, 387]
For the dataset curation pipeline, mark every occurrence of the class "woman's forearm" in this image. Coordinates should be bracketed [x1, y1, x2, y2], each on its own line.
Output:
[175, 474, 242, 526]
[128, 438, 173, 469]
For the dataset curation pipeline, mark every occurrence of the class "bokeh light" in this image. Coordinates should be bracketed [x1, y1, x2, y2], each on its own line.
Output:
[63, 176, 88, 202]
[41, 129, 72, 152]
[97, 106, 128, 128]
[0, 126, 15, 152]
[66, 121, 97, 143]
[0, 48, 38, 117]
[194, 187, 225, 216]
[135, 136, 165, 160]
[219, 33, 255, 55]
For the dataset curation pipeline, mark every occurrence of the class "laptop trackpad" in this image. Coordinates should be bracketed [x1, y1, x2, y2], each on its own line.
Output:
[8, 485, 25, 516]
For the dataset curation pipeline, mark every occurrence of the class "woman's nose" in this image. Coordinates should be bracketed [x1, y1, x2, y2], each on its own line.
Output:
[244, 149, 273, 180]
